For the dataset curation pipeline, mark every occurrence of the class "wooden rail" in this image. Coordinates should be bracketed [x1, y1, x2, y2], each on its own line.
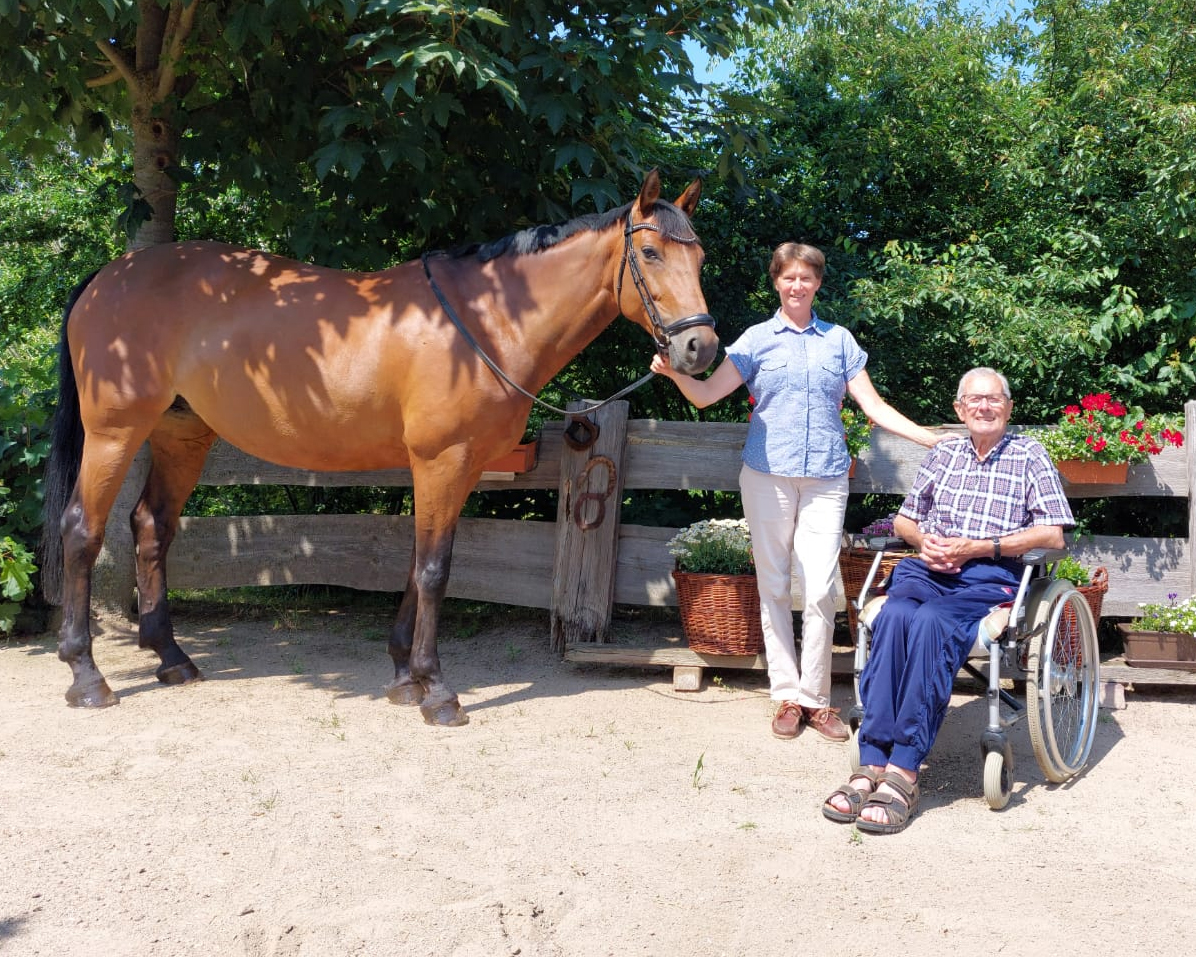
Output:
[92, 402, 1196, 652]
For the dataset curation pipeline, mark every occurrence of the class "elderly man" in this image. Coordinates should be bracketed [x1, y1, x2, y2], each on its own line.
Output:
[822, 367, 1074, 834]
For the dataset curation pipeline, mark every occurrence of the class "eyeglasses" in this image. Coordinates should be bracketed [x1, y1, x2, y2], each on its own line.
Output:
[957, 393, 1009, 409]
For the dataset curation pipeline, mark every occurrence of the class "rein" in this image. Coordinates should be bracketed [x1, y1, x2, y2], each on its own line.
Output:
[420, 210, 715, 420]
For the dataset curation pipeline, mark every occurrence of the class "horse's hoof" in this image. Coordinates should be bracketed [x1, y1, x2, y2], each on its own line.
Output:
[65, 681, 119, 708]
[385, 679, 425, 706]
[421, 699, 469, 727]
[157, 661, 203, 686]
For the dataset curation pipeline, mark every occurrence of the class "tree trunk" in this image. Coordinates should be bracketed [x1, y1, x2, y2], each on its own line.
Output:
[124, 0, 189, 250]
[129, 100, 179, 251]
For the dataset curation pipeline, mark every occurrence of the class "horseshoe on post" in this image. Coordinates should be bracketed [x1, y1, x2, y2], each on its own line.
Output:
[563, 415, 600, 451]
[572, 455, 617, 531]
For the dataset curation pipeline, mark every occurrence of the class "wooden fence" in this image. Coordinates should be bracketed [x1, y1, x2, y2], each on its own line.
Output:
[93, 401, 1196, 655]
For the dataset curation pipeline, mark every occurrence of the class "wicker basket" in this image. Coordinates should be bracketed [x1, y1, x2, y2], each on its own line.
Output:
[672, 569, 764, 655]
[838, 547, 911, 637]
[1075, 566, 1108, 625]
[1058, 566, 1108, 664]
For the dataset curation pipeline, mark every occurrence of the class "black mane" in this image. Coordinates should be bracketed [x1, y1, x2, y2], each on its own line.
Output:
[445, 197, 698, 263]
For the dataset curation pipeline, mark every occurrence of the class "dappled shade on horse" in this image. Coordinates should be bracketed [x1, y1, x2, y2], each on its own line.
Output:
[39, 170, 718, 725]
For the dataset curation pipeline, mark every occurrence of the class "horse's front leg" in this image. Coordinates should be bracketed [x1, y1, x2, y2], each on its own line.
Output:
[385, 486, 470, 726]
[384, 554, 423, 706]
[407, 522, 467, 726]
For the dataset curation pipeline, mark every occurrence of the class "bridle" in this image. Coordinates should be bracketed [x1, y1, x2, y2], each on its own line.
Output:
[617, 213, 716, 356]
[420, 207, 716, 422]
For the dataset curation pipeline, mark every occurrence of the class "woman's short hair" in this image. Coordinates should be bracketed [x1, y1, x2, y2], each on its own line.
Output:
[769, 242, 825, 281]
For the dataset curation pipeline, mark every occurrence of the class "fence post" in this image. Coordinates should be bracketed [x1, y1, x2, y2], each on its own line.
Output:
[91, 443, 150, 618]
[550, 400, 629, 652]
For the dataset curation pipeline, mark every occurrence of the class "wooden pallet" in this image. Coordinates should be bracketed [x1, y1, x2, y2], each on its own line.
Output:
[564, 641, 1196, 693]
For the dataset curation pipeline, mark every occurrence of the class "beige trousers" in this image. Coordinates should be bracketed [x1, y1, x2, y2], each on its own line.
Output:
[739, 464, 849, 707]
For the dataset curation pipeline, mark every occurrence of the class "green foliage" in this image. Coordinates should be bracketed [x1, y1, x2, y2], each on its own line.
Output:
[0, 0, 787, 260]
[0, 371, 49, 629]
[841, 404, 872, 458]
[0, 535, 36, 634]
[691, 0, 1196, 422]
[0, 153, 124, 340]
[0, 373, 53, 543]
[1053, 554, 1092, 588]
[3, 0, 1195, 576]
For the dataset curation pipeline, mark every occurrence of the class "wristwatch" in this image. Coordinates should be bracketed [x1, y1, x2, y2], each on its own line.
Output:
[992, 536, 1001, 560]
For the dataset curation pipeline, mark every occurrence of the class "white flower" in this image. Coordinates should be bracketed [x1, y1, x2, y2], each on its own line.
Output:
[667, 518, 754, 575]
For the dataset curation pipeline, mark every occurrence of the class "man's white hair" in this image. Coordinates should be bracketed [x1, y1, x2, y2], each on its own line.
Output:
[956, 367, 1010, 400]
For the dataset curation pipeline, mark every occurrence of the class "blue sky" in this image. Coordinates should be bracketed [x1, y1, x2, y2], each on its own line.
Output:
[685, 0, 1036, 86]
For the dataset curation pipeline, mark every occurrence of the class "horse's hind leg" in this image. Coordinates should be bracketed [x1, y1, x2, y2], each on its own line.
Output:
[132, 412, 217, 685]
[58, 431, 153, 707]
[385, 554, 424, 705]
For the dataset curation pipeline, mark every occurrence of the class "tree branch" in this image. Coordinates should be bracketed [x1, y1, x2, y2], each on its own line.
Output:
[158, 0, 202, 101]
[93, 37, 136, 88]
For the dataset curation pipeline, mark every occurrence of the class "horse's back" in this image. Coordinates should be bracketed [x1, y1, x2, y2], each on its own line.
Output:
[67, 241, 438, 470]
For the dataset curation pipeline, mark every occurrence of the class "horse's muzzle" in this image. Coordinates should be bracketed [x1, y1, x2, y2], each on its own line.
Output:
[662, 313, 718, 374]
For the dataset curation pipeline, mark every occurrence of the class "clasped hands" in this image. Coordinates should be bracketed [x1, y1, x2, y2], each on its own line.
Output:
[918, 533, 973, 575]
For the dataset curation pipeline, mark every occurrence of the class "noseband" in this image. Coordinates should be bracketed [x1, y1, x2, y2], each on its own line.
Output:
[617, 214, 716, 355]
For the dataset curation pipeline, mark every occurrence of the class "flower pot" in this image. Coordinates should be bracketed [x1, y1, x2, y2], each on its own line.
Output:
[848, 458, 857, 479]
[1117, 622, 1196, 670]
[672, 569, 764, 655]
[1055, 460, 1129, 485]
[482, 440, 538, 473]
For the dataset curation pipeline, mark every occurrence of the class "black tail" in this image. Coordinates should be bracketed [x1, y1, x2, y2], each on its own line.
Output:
[38, 272, 98, 604]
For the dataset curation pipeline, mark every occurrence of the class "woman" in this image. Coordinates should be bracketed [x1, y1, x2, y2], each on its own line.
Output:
[651, 242, 940, 741]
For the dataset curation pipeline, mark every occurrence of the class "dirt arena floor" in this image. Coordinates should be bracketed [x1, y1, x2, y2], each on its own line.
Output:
[3, 599, 1195, 956]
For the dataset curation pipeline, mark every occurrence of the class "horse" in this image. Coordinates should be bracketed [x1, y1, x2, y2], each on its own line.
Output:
[39, 170, 719, 726]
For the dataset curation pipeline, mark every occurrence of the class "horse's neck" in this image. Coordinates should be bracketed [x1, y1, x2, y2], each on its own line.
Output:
[489, 234, 623, 384]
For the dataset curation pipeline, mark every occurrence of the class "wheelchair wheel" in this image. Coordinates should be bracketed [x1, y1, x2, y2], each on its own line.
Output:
[983, 748, 1013, 810]
[1025, 580, 1100, 782]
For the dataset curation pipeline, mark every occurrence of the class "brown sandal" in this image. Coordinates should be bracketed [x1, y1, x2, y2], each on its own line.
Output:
[855, 770, 920, 834]
[821, 766, 881, 824]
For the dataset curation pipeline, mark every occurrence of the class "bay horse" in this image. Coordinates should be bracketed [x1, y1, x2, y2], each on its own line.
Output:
[39, 170, 718, 726]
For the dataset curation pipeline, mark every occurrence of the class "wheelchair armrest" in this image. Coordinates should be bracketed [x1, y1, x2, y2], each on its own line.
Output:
[862, 536, 909, 552]
[1020, 546, 1068, 566]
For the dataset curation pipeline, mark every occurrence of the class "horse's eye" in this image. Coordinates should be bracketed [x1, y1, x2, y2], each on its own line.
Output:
[641, 245, 661, 261]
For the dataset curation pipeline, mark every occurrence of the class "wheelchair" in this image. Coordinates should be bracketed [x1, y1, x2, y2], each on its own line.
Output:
[846, 540, 1101, 809]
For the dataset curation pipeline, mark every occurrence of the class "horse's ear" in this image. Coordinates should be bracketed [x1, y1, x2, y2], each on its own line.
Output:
[635, 169, 663, 215]
[674, 178, 702, 217]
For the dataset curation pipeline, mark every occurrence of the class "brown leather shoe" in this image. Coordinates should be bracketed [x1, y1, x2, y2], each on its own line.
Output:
[802, 706, 850, 742]
[771, 701, 803, 739]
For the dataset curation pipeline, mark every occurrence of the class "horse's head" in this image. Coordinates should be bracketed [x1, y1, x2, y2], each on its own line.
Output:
[618, 170, 719, 376]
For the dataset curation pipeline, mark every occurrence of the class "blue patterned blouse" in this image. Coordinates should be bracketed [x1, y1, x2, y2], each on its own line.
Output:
[725, 310, 868, 478]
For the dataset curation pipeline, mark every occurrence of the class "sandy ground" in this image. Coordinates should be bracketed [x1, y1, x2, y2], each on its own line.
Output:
[3, 599, 1196, 957]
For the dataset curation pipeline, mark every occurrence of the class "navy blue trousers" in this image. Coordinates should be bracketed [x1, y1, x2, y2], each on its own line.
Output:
[858, 557, 1020, 773]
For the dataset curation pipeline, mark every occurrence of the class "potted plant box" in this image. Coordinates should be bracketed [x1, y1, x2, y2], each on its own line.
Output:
[482, 440, 538, 474]
[1117, 623, 1196, 671]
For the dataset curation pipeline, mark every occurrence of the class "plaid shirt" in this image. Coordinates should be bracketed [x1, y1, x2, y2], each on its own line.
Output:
[899, 433, 1073, 537]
